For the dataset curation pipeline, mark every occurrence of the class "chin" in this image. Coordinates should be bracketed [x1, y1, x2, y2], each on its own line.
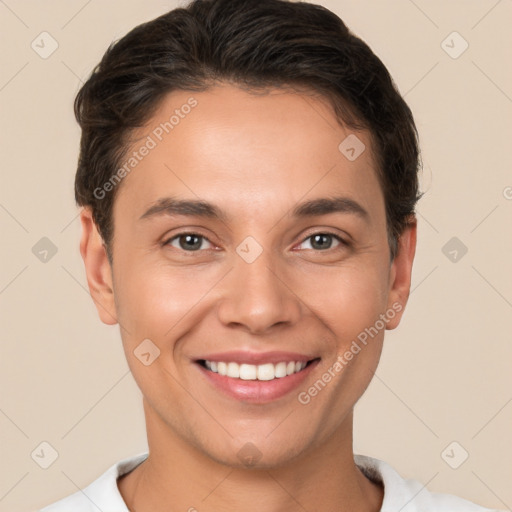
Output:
[201, 434, 311, 471]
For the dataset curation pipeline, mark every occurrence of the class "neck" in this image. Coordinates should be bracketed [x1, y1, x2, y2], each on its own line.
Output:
[118, 402, 383, 512]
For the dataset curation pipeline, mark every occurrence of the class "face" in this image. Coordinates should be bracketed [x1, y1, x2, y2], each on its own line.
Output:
[81, 84, 416, 468]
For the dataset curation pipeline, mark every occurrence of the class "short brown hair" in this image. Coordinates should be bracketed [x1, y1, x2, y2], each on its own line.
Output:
[74, 0, 422, 261]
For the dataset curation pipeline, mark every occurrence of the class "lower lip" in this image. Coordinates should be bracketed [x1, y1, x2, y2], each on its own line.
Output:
[196, 360, 319, 404]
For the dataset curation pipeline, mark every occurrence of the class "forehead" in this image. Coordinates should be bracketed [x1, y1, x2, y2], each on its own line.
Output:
[113, 84, 384, 226]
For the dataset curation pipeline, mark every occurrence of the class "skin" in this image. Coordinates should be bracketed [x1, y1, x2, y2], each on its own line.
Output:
[80, 84, 416, 512]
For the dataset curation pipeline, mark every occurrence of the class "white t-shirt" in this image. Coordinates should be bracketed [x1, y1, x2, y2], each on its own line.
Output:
[38, 452, 501, 511]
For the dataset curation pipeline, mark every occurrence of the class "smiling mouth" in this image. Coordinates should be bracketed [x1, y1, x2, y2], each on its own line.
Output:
[198, 359, 319, 381]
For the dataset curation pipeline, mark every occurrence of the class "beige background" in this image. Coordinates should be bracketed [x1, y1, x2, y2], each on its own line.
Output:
[1, 1, 511, 511]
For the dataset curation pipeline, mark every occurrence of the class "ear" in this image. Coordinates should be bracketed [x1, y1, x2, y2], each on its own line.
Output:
[385, 217, 417, 330]
[79, 208, 118, 325]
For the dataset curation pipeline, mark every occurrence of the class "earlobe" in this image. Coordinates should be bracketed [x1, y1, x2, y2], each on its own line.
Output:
[385, 217, 417, 330]
[79, 208, 118, 325]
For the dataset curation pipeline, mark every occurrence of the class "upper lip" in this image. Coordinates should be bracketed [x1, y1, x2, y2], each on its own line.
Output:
[196, 351, 317, 365]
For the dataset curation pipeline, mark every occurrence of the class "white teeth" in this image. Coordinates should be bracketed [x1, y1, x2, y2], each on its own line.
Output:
[203, 360, 308, 381]
[217, 362, 227, 376]
[275, 362, 287, 378]
[257, 363, 275, 381]
[226, 362, 239, 378]
[239, 363, 257, 380]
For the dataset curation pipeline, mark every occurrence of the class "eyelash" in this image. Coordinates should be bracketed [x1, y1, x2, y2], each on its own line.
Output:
[162, 231, 349, 253]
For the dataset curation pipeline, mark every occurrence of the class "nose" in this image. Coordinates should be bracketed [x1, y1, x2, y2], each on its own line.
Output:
[216, 248, 302, 335]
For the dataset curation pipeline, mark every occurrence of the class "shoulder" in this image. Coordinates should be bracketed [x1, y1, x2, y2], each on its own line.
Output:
[354, 454, 502, 512]
[37, 452, 149, 512]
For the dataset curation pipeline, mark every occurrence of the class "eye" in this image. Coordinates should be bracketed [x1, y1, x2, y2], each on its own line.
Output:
[165, 233, 214, 252]
[297, 232, 346, 251]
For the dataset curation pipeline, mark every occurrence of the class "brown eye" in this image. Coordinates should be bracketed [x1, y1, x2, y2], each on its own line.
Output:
[310, 234, 334, 250]
[166, 233, 213, 251]
[298, 233, 345, 251]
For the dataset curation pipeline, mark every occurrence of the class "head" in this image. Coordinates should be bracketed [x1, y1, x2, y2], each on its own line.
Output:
[77, 0, 420, 468]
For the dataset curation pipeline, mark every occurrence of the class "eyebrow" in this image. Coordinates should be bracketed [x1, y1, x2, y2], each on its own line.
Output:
[291, 196, 369, 220]
[140, 197, 226, 221]
[139, 195, 369, 222]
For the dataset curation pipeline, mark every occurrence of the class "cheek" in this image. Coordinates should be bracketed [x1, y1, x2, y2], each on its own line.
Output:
[293, 265, 388, 423]
[294, 260, 390, 346]
[111, 262, 198, 396]
[112, 258, 221, 343]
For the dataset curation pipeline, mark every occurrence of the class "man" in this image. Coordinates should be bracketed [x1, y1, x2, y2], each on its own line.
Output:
[39, 0, 500, 510]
